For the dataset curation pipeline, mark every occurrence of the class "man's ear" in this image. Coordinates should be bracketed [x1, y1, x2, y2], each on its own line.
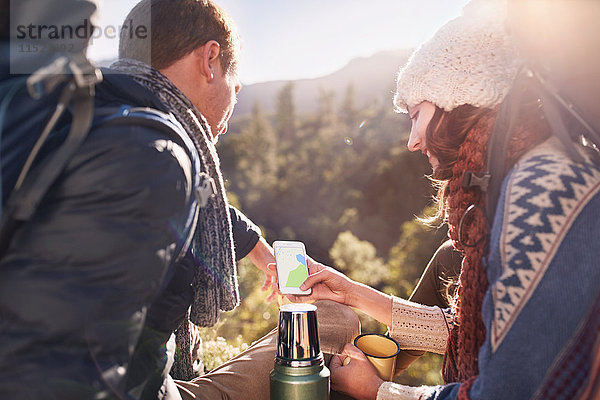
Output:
[195, 40, 221, 82]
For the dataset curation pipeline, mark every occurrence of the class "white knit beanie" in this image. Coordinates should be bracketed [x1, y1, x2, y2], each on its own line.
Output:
[394, 0, 520, 113]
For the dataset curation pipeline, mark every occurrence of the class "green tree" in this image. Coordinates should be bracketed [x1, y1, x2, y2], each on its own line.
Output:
[329, 231, 387, 288]
[385, 207, 448, 298]
[275, 82, 297, 142]
[234, 102, 278, 206]
[339, 82, 359, 131]
[316, 87, 337, 133]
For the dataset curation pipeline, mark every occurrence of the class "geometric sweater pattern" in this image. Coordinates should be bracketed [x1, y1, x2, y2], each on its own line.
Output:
[494, 152, 600, 351]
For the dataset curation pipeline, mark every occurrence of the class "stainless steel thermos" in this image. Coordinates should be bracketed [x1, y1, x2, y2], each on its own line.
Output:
[270, 303, 330, 400]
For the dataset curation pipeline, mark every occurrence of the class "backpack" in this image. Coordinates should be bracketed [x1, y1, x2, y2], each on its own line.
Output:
[0, 54, 209, 263]
[480, 1, 600, 227]
[483, 68, 600, 226]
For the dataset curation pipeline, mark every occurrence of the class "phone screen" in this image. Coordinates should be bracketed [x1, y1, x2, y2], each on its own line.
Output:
[274, 241, 310, 294]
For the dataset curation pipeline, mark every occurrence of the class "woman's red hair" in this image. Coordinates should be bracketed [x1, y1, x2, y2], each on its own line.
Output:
[424, 88, 550, 392]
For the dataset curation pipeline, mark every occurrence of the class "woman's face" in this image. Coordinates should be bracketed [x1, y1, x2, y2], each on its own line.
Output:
[406, 101, 440, 172]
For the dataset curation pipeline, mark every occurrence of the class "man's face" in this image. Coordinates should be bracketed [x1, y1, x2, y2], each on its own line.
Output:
[204, 60, 241, 142]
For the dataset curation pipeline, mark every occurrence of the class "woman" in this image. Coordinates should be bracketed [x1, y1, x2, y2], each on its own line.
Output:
[288, 0, 600, 399]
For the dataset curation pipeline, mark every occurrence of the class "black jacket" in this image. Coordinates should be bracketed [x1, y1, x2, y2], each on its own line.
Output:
[0, 70, 199, 400]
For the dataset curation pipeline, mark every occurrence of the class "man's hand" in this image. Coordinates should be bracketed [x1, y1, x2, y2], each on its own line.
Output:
[247, 237, 278, 301]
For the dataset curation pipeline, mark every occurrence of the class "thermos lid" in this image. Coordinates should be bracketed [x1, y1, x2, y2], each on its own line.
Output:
[276, 303, 323, 367]
[279, 303, 316, 313]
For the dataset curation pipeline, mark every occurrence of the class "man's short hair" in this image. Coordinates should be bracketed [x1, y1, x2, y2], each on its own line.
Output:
[119, 0, 240, 73]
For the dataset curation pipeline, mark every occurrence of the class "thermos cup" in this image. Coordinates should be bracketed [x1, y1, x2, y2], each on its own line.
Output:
[354, 333, 401, 381]
[270, 303, 330, 400]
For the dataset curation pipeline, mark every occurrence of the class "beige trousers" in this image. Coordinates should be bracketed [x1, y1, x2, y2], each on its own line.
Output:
[176, 300, 360, 400]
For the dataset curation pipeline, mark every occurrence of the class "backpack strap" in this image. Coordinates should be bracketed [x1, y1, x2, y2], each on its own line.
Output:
[484, 67, 600, 229]
[0, 77, 28, 209]
[483, 69, 526, 227]
[0, 54, 101, 259]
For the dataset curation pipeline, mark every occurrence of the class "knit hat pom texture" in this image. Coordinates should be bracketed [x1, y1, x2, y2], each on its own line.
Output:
[395, 0, 520, 113]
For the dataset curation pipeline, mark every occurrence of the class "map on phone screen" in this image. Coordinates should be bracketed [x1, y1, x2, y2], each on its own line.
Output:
[287, 254, 308, 287]
[276, 248, 308, 287]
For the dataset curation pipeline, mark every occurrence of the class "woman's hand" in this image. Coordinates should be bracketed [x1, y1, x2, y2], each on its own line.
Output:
[286, 259, 357, 306]
[329, 343, 384, 400]
[270, 256, 393, 325]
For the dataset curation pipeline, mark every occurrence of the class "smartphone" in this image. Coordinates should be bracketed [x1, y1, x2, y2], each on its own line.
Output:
[273, 240, 311, 295]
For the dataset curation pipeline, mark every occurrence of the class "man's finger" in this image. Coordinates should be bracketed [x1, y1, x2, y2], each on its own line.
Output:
[266, 262, 277, 273]
[260, 276, 271, 291]
[266, 289, 278, 302]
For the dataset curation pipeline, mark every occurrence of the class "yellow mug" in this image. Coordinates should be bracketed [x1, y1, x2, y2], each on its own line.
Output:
[353, 333, 400, 381]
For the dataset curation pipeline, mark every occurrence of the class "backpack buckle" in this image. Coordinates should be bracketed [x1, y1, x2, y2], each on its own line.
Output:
[68, 55, 103, 90]
[26, 54, 103, 99]
[462, 170, 491, 192]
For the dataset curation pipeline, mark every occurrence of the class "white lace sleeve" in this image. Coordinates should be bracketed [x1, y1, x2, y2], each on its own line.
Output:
[389, 296, 452, 354]
[376, 381, 435, 400]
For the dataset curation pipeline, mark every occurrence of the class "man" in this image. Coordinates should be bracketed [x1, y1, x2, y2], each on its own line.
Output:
[112, 0, 274, 393]
[115, 1, 359, 399]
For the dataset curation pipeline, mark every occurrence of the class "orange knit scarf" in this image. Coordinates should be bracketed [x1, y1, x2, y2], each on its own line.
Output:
[441, 106, 548, 398]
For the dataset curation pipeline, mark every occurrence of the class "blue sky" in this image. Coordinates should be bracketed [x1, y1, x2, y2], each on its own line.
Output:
[88, 0, 469, 84]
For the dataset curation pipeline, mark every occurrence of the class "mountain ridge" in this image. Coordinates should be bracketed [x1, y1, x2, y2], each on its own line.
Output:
[232, 48, 412, 117]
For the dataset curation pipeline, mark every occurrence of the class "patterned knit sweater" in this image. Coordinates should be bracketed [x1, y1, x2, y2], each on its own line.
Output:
[378, 139, 600, 400]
